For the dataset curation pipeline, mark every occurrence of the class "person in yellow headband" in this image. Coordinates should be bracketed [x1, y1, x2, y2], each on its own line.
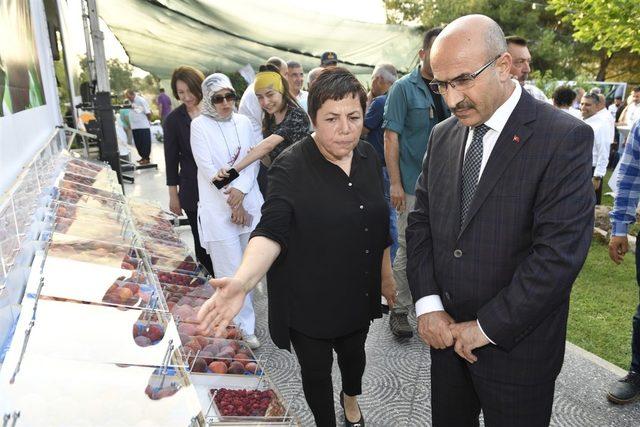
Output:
[213, 63, 311, 193]
[254, 71, 284, 94]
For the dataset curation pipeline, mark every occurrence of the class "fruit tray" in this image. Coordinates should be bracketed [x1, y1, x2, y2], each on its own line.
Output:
[133, 215, 175, 233]
[62, 171, 118, 193]
[68, 157, 106, 172]
[143, 239, 191, 260]
[148, 255, 204, 275]
[52, 201, 127, 226]
[128, 197, 175, 221]
[177, 321, 242, 341]
[47, 235, 144, 270]
[59, 179, 124, 201]
[36, 255, 157, 310]
[181, 338, 263, 376]
[162, 283, 214, 302]
[155, 269, 210, 287]
[138, 226, 185, 244]
[49, 215, 136, 247]
[8, 297, 182, 367]
[57, 187, 124, 212]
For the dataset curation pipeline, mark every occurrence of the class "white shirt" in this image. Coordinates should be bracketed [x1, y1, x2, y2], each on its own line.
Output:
[562, 107, 583, 119]
[190, 113, 263, 243]
[295, 90, 309, 113]
[596, 107, 615, 147]
[238, 83, 264, 144]
[608, 104, 618, 119]
[129, 95, 151, 129]
[524, 83, 548, 103]
[414, 82, 522, 344]
[626, 102, 640, 127]
[584, 113, 611, 178]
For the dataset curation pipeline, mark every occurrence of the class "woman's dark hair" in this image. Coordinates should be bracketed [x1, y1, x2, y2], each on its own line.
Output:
[307, 67, 367, 125]
[170, 66, 205, 103]
[552, 86, 576, 108]
[259, 63, 300, 134]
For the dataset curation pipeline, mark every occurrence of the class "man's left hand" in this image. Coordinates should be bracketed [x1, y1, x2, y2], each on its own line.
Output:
[449, 321, 490, 364]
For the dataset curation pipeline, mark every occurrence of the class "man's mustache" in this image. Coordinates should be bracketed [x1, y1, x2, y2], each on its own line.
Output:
[451, 100, 476, 113]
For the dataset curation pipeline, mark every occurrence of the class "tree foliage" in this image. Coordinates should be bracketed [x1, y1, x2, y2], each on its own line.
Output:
[383, 0, 640, 86]
[548, 0, 640, 56]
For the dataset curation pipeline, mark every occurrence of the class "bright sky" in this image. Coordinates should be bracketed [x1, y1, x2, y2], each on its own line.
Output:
[66, 0, 387, 77]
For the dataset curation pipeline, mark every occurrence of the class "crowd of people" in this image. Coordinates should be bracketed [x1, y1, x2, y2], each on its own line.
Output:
[154, 13, 640, 427]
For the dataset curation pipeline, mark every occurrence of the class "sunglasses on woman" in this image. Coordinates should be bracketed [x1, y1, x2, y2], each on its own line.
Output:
[211, 93, 237, 104]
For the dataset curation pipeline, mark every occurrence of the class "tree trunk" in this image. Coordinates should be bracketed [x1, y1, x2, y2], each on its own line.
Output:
[596, 50, 614, 81]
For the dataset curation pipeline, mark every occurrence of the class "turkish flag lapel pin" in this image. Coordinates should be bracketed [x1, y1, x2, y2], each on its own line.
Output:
[513, 135, 520, 143]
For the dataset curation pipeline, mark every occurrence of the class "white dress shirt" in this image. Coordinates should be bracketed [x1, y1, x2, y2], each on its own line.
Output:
[414, 82, 522, 344]
[295, 90, 309, 113]
[626, 102, 640, 127]
[238, 83, 264, 144]
[585, 112, 611, 178]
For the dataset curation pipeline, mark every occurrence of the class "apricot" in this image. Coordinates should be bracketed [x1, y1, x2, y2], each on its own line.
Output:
[123, 283, 140, 295]
[244, 362, 259, 374]
[117, 287, 134, 301]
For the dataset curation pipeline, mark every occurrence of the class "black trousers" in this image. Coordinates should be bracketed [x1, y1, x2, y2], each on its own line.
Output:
[430, 347, 555, 427]
[184, 209, 214, 276]
[289, 326, 369, 427]
[631, 248, 640, 373]
[592, 166, 603, 205]
[132, 128, 152, 160]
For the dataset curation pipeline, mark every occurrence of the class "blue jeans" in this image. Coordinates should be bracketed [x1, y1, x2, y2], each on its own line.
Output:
[632, 252, 640, 373]
[382, 167, 398, 262]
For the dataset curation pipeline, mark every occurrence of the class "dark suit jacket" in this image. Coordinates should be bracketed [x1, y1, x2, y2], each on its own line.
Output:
[163, 104, 200, 212]
[406, 90, 595, 385]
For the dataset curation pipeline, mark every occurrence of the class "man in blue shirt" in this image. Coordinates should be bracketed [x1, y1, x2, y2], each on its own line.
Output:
[363, 63, 399, 261]
[383, 27, 449, 337]
[608, 120, 640, 405]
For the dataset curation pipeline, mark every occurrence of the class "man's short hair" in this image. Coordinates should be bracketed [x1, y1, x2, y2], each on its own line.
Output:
[505, 35, 528, 47]
[267, 57, 287, 70]
[589, 87, 602, 95]
[583, 93, 601, 104]
[552, 86, 576, 107]
[287, 60, 302, 70]
[125, 89, 135, 96]
[307, 67, 324, 88]
[634, 86, 640, 93]
[372, 63, 398, 84]
[422, 27, 443, 50]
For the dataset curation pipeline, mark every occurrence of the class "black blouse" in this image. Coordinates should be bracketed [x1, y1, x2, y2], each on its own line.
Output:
[251, 135, 390, 350]
[264, 105, 310, 161]
[163, 104, 199, 212]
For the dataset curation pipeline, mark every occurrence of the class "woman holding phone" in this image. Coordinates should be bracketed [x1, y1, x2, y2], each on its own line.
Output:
[190, 73, 263, 348]
[213, 63, 310, 192]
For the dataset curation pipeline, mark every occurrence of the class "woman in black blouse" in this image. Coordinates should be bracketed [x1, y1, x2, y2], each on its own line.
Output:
[163, 66, 214, 275]
[213, 63, 310, 193]
[198, 68, 397, 427]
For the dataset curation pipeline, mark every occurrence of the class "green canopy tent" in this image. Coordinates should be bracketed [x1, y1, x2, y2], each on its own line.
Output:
[96, 0, 423, 79]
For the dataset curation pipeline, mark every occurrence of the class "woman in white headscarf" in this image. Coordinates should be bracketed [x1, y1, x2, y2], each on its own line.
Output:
[190, 73, 263, 348]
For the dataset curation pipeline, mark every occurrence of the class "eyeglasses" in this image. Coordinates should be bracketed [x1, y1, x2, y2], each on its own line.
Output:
[211, 93, 237, 104]
[429, 55, 502, 95]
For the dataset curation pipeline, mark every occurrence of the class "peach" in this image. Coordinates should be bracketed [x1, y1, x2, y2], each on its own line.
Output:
[228, 361, 245, 375]
[177, 323, 196, 336]
[208, 361, 228, 374]
[195, 336, 209, 348]
[123, 283, 140, 295]
[244, 362, 259, 374]
[234, 353, 251, 363]
[142, 324, 164, 342]
[190, 357, 207, 373]
[135, 336, 151, 347]
[117, 287, 134, 301]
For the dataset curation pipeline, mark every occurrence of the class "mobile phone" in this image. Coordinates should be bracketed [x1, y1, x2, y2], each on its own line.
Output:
[212, 168, 239, 189]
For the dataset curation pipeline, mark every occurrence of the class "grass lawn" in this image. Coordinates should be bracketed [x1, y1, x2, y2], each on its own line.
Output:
[568, 240, 639, 370]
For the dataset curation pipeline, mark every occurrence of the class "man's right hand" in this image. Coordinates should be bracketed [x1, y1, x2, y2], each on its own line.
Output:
[390, 183, 406, 212]
[609, 235, 629, 264]
[417, 310, 456, 349]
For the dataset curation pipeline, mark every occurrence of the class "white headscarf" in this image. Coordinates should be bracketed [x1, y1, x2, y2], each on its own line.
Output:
[201, 73, 235, 122]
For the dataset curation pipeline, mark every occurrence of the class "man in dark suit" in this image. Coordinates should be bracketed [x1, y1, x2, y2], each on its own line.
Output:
[406, 15, 595, 426]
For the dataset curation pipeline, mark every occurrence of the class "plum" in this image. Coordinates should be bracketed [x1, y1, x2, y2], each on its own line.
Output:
[228, 361, 245, 375]
[190, 357, 207, 373]
[135, 335, 152, 347]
